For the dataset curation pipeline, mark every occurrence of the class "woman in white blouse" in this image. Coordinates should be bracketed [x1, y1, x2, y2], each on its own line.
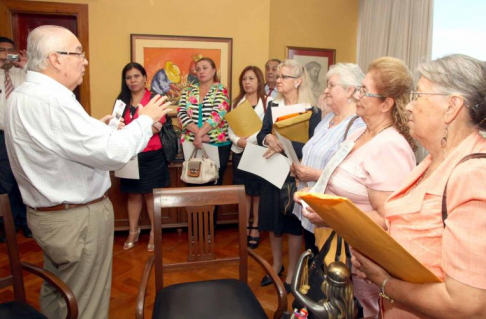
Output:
[229, 66, 270, 249]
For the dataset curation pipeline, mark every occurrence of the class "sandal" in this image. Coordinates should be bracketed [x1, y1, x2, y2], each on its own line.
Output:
[123, 228, 140, 250]
[248, 226, 260, 249]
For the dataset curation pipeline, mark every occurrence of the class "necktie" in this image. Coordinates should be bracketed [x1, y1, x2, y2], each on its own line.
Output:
[267, 87, 274, 97]
[5, 70, 14, 99]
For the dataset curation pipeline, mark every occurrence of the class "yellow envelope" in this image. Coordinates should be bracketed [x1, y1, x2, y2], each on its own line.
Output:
[225, 100, 262, 137]
[298, 192, 441, 283]
[273, 111, 311, 143]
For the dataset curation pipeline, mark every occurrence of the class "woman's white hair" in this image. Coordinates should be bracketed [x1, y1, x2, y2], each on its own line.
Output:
[276, 59, 316, 106]
[26, 25, 71, 72]
[417, 54, 486, 130]
[326, 63, 364, 89]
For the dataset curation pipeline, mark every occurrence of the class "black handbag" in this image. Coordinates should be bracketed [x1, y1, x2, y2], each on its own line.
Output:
[159, 114, 179, 162]
[280, 177, 297, 215]
[292, 231, 353, 317]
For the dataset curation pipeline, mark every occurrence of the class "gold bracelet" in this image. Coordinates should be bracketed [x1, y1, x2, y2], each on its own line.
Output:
[379, 277, 394, 303]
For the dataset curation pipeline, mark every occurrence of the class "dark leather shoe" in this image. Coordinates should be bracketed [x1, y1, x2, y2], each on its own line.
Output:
[260, 266, 284, 287]
[22, 226, 32, 238]
[0, 232, 5, 243]
[284, 282, 292, 294]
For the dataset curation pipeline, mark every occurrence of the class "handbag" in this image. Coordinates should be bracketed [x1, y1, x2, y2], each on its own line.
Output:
[159, 114, 179, 162]
[280, 177, 297, 215]
[292, 230, 354, 318]
[181, 148, 219, 184]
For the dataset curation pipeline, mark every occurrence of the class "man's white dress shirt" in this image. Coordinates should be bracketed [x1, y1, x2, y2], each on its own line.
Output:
[5, 71, 154, 207]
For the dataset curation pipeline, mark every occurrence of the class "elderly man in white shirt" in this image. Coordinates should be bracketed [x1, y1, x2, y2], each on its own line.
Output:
[4, 25, 170, 319]
[0, 36, 30, 241]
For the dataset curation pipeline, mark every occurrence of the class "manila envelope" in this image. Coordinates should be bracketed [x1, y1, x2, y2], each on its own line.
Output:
[273, 111, 312, 144]
[225, 100, 262, 137]
[298, 192, 441, 284]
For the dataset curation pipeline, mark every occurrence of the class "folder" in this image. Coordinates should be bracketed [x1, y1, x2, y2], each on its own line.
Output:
[298, 192, 441, 284]
[225, 100, 262, 137]
[273, 111, 312, 143]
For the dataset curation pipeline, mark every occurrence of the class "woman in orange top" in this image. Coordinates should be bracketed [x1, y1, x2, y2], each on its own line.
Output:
[352, 54, 486, 318]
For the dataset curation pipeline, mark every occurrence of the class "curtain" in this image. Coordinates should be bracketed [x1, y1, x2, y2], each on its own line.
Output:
[358, 0, 433, 74]
[357, 0, 433, 162]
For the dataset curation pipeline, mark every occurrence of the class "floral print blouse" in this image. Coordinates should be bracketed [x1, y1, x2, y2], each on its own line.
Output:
[177, 83, 230, 144]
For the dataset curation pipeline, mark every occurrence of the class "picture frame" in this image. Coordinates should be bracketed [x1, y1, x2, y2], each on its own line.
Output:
[286, 46, 336, 102]
[131, 34, 233, 107]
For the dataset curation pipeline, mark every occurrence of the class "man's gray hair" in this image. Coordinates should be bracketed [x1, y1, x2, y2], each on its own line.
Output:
[326, 63, 364, 88]
[26, 25, 71, 72]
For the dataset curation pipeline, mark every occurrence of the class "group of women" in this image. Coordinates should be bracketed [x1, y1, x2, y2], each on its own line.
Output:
[115, 53, 486, 318]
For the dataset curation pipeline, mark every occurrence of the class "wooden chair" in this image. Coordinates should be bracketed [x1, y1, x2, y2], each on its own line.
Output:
[136, 185, 287, 319]
[0, 194, 78, 319]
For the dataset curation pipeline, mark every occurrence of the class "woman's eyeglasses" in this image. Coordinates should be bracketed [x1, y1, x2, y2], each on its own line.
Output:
[276, 74, 298, 80]
[355, 86, 386, 99]
[409, 91, 450, 102]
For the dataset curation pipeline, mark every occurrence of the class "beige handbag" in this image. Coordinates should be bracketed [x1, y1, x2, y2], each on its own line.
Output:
[181, 148, 219, 184]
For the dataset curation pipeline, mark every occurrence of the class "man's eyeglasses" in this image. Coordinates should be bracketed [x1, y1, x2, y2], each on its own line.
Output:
[409, 91, 450, 102]
[276, 74, 298, 80]
[0, 48, 16, 53]
[56, 51, 86, 59]
[355, 86, 386, 99]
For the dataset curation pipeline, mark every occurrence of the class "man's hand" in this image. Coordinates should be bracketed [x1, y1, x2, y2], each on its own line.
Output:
[13, 50, 27, 69]
[138, 95, 171, 123]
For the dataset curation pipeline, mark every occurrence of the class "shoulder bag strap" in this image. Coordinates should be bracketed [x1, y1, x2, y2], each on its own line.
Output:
[342, 115, 359, 141]
[311, 230, 336, 270]
[441, 152, 486, 227]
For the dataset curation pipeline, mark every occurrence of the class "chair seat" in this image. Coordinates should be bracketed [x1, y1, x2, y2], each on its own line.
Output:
[152, 279, 268, 319]
[0, 301, 48, 319]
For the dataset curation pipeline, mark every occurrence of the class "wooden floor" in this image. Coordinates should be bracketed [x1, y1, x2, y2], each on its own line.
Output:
[0, 226, 297, 318]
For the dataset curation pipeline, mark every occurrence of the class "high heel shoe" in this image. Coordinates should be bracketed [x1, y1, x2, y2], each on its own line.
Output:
[123, 228, 140, 250]
[260, 266, 285, 287]
[147, 232, 154, 252]
[248, 226, 260, 249]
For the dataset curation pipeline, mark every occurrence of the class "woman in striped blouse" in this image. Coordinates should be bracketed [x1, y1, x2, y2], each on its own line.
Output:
[177, 57, 231, 185]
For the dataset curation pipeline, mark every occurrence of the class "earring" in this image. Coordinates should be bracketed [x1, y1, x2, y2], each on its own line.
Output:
[347, 98, 351, 104]
[441, 125, 448, 148]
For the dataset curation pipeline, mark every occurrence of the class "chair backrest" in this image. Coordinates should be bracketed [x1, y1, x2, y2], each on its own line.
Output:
[152, 185, 247, 291]
[0, 194, 26, 302]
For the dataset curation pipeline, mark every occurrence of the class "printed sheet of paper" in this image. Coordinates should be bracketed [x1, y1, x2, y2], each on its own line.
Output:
[298, 192, 442, 284]
[182, 141, 220, 167]
[225, 100, 262, 137]
[271, 103, 307, 124]
[238, 143, 289, 189]
[114, 156, 139, 179]
[108, 100, 126, 130]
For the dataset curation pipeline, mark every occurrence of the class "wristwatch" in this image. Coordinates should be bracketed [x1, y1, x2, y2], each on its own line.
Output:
[379, 277, 394, 303]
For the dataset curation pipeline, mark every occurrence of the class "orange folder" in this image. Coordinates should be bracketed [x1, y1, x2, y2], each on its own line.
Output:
[298, 192, 441, 284]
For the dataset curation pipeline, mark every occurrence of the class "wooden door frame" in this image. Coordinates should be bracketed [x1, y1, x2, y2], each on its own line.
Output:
[0, 0, 91, 114]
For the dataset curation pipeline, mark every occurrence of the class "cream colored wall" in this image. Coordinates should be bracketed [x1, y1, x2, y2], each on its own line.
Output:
[23, 0, 358, 118]
[27, 0, 272, 118]
[269, 0, 359, 63]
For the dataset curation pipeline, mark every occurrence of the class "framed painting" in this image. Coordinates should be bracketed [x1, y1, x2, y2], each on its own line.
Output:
[131, 34, 233, 107]
[286, 46, 336, 102]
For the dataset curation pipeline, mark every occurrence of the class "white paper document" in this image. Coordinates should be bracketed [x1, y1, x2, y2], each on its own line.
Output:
[275, 131, 299, 165]
[182, 141, 220, 167]
[238, 143, 289, 189]
[108, 99, 126, 130]
[271, 103, 307, 124]
[114, 156, 139, 179]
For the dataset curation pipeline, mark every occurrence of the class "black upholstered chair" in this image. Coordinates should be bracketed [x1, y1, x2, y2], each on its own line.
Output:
[136, 185, 287, 319]
[0, 194, 78, 319]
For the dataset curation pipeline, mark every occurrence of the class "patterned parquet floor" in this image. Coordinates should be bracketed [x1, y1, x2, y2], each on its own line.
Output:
[0, 225, 297, 318]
